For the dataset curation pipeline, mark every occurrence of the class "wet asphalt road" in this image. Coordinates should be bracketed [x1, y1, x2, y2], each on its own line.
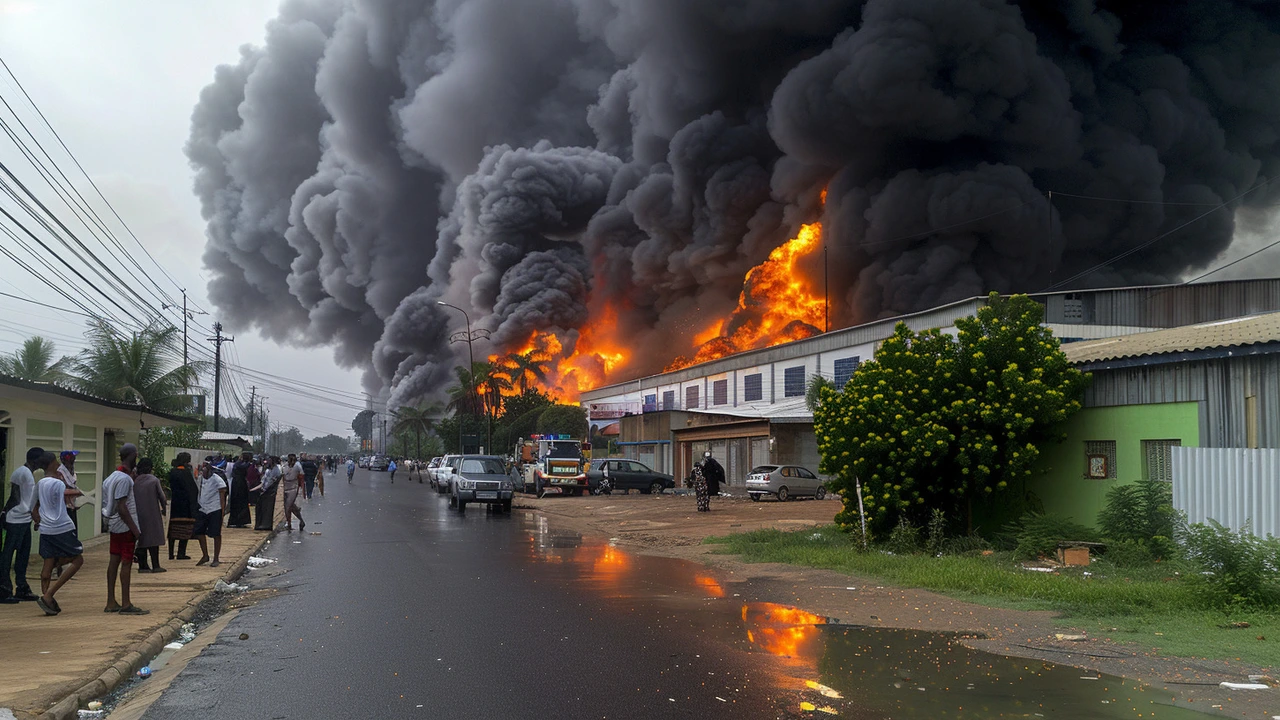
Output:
[138, 468, 794, 720]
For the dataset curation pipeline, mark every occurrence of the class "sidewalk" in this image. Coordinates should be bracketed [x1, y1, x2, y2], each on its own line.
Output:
[0, 503, 284, 720]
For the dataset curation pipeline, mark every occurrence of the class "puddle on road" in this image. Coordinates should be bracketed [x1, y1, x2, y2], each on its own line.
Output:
[519, 516, 1221, 719]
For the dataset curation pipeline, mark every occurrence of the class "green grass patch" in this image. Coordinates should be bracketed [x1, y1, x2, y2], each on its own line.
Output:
[707, 525, 1280, 667]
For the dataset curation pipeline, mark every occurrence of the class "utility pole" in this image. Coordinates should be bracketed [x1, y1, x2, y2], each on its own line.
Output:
[438, 301, 490, 453]
[162, 289, 207, 389]
[248, 386, 257, 438]
[207, 322, 234, 432]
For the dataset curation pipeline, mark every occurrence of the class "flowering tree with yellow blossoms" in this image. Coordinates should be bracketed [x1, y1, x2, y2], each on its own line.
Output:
[815, 293, 1088, 534]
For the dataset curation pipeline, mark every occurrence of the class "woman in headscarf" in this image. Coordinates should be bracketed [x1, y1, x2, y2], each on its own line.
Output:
[252, 456, 280, 531]
[693, 461, 710, 512]
[168, 453, 198, 560]
[225, 452, 253, 528]
[133, 458, 168, 572]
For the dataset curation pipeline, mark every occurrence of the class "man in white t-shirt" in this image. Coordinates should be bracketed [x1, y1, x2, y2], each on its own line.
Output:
[32, 451, 83, 615]
[101, 443, 146, 615]
[194, 461, 228, 567]
[1, 447, 45, 603]
[282, 454, 305, 531]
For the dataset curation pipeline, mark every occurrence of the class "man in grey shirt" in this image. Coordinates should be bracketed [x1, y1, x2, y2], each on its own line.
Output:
[0, 447, 44, 603]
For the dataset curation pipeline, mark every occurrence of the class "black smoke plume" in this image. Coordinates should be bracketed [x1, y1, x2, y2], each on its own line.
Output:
[188, 0, 1280, 405]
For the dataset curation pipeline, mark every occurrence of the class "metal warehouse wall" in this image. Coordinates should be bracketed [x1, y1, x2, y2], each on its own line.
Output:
[1084, 353, 1280, 449]
[1037, 279, 1280, 328]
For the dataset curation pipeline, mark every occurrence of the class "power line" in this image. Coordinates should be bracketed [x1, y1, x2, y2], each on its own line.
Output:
[1042, 181, 1270, 292]
[1184, 237, 1280, 285]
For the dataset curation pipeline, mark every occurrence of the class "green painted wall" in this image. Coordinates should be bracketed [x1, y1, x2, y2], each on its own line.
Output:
[1027, 402, 1200, 527]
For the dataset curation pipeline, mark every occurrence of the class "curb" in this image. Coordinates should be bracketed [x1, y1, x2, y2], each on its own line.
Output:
[37, 527, 279, 720]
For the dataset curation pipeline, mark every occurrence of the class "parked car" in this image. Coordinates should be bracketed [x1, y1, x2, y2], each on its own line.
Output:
[586, 459, 675, 495]
[744, 465, 827, 502]
[358, 456, 371, 469]
[426, 457, 443, 487]
[449, 455, 516, 512]
[433, 454, 462, 494]
[369, 455, 390, 471]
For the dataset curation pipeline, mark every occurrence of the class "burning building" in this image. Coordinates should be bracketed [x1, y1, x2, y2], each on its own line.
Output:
[582, 279, 1280, 482]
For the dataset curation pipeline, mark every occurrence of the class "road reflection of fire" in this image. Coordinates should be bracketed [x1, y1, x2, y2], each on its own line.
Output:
[741, 603, 826, 665]
[695, 574, 725, 597]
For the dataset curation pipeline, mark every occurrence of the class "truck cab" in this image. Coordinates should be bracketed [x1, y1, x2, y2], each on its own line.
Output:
[517, 435, 588, 497]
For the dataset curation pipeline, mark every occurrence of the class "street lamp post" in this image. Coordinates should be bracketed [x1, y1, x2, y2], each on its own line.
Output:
[437, 301, 475, 453]
[162, 289, 208, 386]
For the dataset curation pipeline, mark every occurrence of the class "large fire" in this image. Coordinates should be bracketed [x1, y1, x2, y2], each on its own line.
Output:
[491, 195, 827, 400]
[666, 216, 826, 372]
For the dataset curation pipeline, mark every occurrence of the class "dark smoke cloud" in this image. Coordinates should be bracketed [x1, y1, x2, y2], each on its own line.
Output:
[189, 0, 1280, 406]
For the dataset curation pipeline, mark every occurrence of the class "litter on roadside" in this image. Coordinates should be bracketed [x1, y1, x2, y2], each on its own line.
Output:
[1055, 634, 1088, 642]
[213, 580, 249, 593]
[179, 623, 196, 642]
[76, 711, 103, 718]
[1219, 682, 1270, 690]
[163, 642, 183, 650]
[246, 556, 277, 568]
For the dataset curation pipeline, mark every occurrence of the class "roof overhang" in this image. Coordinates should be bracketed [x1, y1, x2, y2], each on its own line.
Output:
[0, 375, 198, 428]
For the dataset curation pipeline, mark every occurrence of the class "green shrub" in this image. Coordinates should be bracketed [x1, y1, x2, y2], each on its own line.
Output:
[885, 516, 921, 555]
[925, 508, 947, 557]
[942, 532, 992, 556]
[1097, 478, 1177, 558]
[1181, 521, 1280, 610]
[1010, 512, 1099, 560]
[1103, 539, 1154, 568]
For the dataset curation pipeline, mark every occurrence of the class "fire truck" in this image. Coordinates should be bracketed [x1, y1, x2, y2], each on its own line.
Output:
[516, 434, 590, 497]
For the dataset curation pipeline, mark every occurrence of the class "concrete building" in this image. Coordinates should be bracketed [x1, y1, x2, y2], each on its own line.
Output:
[582, 278, 1280, 486]
[0, 374, 196, 540]
[1031, 310, 1280, 526]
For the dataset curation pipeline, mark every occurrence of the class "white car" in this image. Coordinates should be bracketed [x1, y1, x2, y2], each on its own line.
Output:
[432, 454, 461, 493]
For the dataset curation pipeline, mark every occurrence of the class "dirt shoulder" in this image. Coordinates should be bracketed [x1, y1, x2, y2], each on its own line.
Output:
[517, 492, 1274, 710]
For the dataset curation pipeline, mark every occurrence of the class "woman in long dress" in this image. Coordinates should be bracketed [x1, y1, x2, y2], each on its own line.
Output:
[168, 453, 198, 560]
[133, 458, 168, 572]
[226, 452, 253, 528]
[253, 457, 280, 531]
[693, 463, 710, 512]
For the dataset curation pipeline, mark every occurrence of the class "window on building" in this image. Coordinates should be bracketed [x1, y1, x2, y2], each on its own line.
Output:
[743, 373, 763, 402]
[685, 385, 700, 409]
[833, 356, 860, 388]
[1142, 439, 1181, 483]
[1084, 440, 1117, 479]
[644, 394, 657, 412]
[783, 366, 806, 398]
[661, 390, 675, 411]
[712, 379, 728, 405]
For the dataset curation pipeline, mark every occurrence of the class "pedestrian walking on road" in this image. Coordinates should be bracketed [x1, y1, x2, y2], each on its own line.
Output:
[132, 459, 167, 573]
[389, 458, 397, 483]
[283, 454, 306, 532]
[316, 461, 325, 497]
[301, 454, 318, 500]
[167, 454, 197, 561]
[693, 462, 710, 512]
[1, 447, 43, 604]
[700, 452, 725, 496]
[32, 451, 83, 615]
[102, 444, 147, 615]
[56, 450, 83, 536]
[226, 452, 252, 528]
[194, 461, 227, 568]
[253, 456, 280, 531]
[346, 457, 355, 484]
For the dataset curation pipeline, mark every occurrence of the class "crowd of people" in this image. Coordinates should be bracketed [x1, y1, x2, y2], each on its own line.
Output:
[0, 444, 337, 616]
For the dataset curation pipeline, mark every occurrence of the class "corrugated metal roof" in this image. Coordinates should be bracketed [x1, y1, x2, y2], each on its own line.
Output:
[1062, 311, 1280, 364]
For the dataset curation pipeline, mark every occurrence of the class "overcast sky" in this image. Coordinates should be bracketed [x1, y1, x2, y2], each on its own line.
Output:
[0, 0, 366, 439]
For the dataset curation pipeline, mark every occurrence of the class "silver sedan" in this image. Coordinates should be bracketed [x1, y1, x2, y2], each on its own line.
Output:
[744, 464, 827, 502]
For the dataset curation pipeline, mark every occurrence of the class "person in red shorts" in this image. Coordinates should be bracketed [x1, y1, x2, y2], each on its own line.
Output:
[100, 444, 147, 615]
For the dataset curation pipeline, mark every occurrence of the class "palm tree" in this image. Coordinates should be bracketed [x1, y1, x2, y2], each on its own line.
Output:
[499, 351, 551, 393]
[391, 402, 443, 461]
[67, 320, 206, 412]
[0, 336, 70, 383]
[805, 375, 835, 413]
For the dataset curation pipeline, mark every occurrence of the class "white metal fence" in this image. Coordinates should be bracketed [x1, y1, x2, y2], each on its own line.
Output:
[1171, 446, 1280, 537]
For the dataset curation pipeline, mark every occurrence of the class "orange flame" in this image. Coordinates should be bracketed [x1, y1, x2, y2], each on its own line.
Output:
[667, 196, 827, 372]
[487, 191, 827, 397]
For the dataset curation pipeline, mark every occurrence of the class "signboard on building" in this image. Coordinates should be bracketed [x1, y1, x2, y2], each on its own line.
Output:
[588, 402, 641, 420]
